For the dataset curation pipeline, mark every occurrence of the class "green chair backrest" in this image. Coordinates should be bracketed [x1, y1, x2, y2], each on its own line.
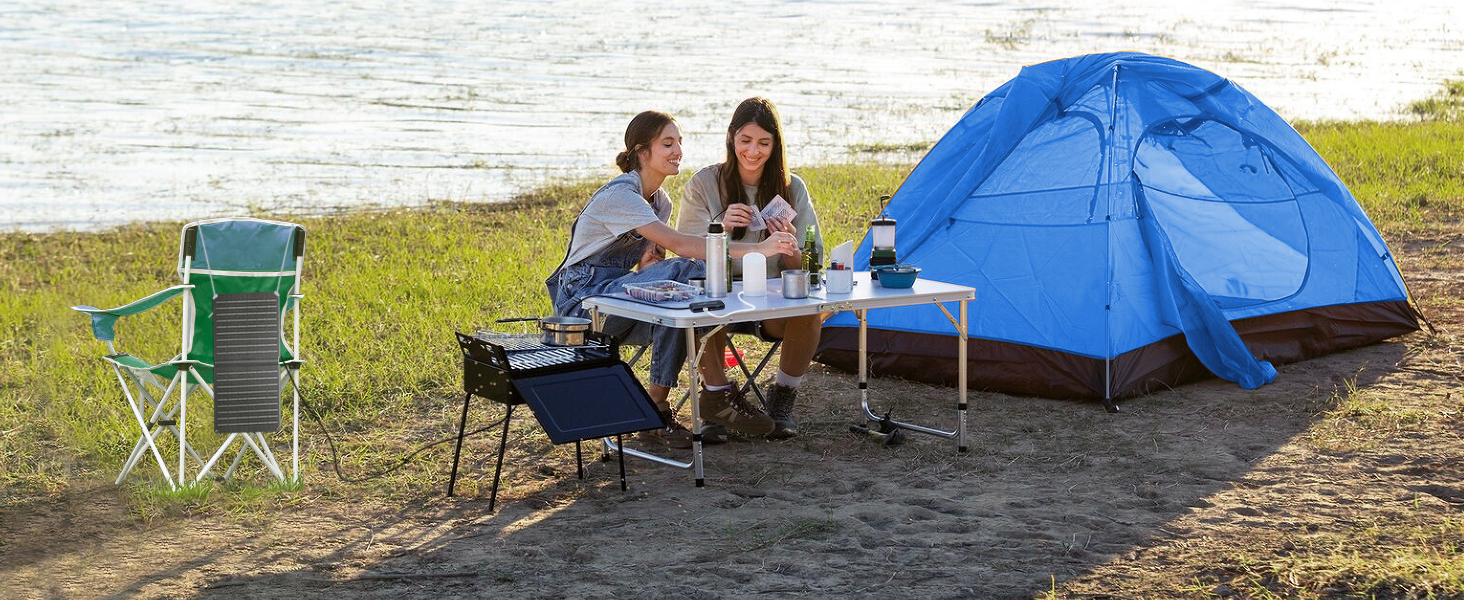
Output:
[178, 218, 306, 383]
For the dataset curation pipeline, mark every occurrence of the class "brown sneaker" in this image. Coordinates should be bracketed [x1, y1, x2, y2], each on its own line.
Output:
[763, 383, 799, 439]
[637, 411, 693, 449]
[698, 422, 730, 444]
[698, 382, 775, 436]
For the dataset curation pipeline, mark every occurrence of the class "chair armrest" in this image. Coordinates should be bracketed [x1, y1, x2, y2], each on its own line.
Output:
[72, 285, 193, 341]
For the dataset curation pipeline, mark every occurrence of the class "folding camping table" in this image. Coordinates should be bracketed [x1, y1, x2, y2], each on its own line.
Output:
[580, 272, 976, 486]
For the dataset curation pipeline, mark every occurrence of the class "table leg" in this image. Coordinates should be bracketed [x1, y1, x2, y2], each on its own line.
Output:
[686, 327, 705, 486]
[856, 308, 869, 415]
[958, 298, 969, 452]
[858, 303, 967, 442]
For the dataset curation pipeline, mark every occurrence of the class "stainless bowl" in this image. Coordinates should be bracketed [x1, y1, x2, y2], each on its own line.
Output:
[540, 315, 592, 346]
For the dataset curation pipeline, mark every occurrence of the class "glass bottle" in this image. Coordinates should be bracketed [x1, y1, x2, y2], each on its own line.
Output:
[801, 224, 822, 288]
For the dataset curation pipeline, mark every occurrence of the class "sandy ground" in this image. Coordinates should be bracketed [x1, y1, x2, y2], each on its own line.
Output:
[2, 232, 1461, 599]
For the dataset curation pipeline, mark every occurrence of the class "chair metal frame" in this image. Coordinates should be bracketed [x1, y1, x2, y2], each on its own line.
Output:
[73, 217, 305, 489]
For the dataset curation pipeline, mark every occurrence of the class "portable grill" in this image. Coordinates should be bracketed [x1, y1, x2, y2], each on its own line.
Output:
[449, 330, 664, 511]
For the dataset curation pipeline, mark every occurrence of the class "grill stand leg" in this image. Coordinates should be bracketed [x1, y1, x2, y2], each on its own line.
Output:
[488, 404, 514, 513]
[575, 441, 584, 480]
[447, 392, 473, 497]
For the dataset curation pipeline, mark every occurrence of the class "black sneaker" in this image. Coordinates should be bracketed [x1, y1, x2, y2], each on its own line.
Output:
[698, 382, 775, 436]
[764, 383, 799, 439]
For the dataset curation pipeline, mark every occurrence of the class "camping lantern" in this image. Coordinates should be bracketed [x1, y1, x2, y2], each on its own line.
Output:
[871, 217, 896, 253]
[870, 195, 898, 275]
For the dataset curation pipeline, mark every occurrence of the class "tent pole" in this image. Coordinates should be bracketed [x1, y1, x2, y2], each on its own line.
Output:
[1102, 358, 1119, 413]
[1100, 64, 1122, 415]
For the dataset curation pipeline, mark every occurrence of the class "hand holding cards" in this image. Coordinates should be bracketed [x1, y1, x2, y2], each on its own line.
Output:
[746, 195, 797, 232]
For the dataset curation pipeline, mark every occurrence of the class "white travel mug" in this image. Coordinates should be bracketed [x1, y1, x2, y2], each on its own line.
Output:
[742, 252, 767, 296]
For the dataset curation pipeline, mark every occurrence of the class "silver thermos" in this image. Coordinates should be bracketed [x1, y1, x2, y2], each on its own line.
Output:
[704, 221, 728, 298]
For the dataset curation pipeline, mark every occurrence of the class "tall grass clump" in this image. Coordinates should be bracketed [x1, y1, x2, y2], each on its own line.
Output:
[1408, 78, 1464, 122]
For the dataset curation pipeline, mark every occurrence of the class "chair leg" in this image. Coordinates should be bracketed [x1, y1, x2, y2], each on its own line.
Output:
[119, 385, 171, 482]
[288, 366, 301, 483]
[729, 337, 780, 406]
[616, 434, 627, 492]
[670, 338, 782, 413]
[224, 444, 248, 480]
[179, 368, 189, 484]
[197, 433, 238, 482]
[117, 427, 160, 485]
[239, 433, 285, 481]
[114, 368, 177, 489]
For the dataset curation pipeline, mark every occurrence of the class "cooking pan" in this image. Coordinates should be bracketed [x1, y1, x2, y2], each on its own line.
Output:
[496, 315, 593, 347]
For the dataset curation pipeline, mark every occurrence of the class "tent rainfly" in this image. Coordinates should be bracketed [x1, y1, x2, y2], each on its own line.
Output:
[815, 52, 1420, 409]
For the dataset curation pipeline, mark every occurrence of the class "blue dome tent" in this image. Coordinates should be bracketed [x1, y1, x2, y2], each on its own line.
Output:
[815, 53, 1420, 407]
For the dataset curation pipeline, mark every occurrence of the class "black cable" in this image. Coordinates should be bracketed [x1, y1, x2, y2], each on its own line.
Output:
[292, 374, 508, 483]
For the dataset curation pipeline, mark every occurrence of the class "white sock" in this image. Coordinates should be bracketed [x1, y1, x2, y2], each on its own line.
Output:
[704, 382, 732, 392]
[775, 370, 803, 388]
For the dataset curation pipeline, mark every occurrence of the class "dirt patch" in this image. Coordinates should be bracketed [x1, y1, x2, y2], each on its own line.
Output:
[3, 233, 1462, 599]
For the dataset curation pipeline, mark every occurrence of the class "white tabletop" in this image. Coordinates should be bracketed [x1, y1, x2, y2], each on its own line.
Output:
[580, 272, 974, 328]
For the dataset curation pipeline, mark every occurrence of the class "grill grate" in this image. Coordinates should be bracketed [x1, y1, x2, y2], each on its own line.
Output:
[510, 346, 598, 370]
[459, 332, 614, 374]
[472, 333, 615, 372]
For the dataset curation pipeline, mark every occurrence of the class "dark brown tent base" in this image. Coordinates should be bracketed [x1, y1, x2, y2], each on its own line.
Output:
[814, 301, 1420, 407]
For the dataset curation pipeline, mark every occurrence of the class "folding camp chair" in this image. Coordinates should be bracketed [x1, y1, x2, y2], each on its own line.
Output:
[626, 334, 781, 415]
[72, 217, 306, 489]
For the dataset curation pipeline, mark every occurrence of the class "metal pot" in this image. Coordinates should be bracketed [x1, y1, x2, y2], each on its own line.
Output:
[538, 316, 592, 346]
[494, 315, 593, 346]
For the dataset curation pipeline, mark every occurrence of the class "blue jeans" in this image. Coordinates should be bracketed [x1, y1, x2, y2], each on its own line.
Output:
[547, 257, 705, 390]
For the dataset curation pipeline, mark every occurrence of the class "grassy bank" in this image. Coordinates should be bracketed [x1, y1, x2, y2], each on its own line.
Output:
[3, 116, 1462, 502]
[2, 83, 1462, 597]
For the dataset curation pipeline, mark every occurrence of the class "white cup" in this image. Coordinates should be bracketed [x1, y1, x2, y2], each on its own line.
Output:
[826, 268, 854, 294]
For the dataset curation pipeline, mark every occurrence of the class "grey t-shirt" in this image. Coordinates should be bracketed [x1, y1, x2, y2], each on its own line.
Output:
[677, 164, 822, 279]
[556, 170, 671, 271]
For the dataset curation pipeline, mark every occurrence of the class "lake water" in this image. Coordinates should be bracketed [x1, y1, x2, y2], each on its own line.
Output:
[2, 0, 1460, 232]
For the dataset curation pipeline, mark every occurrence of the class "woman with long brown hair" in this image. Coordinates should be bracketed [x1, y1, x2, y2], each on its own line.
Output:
[676, 97, 824, 439]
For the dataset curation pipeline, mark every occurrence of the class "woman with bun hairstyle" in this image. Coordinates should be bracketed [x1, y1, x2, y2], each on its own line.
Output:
[676, 97, 823, 439]
[545, 110, 798, 447]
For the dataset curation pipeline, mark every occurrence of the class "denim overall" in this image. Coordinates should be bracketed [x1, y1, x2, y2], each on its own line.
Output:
[546, 232, 705, 391]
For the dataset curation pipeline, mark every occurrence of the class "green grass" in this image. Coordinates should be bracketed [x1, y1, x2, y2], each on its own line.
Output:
[1294, 119, 1464, 227]
[1212, 517, 1464, 599]
[0, 164, 914, 509]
